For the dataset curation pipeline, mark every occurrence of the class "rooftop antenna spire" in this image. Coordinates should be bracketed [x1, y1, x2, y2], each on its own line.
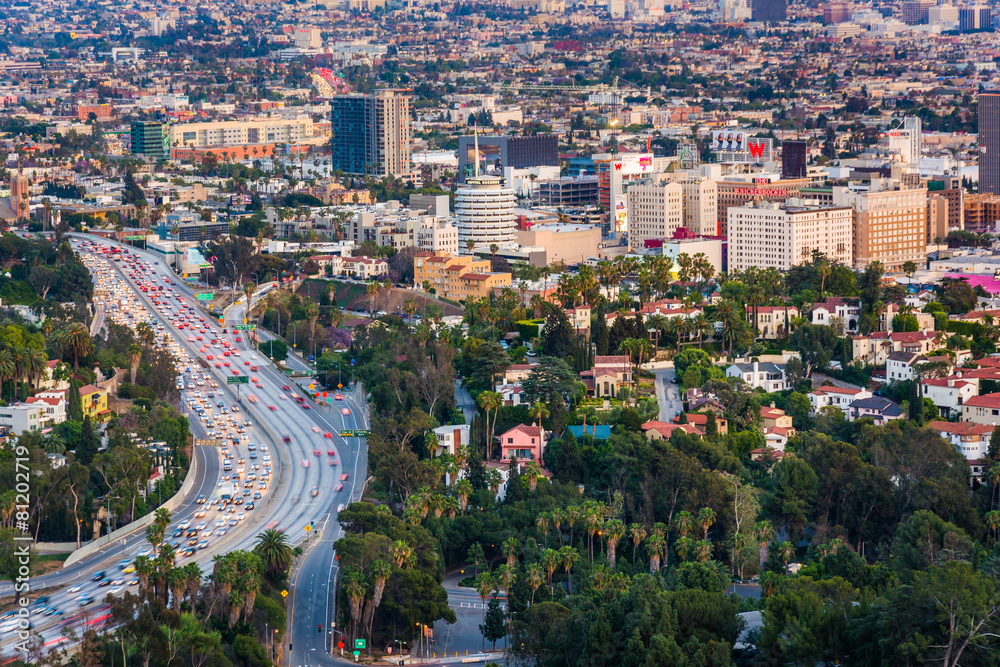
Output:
[473, 122, 480, 178]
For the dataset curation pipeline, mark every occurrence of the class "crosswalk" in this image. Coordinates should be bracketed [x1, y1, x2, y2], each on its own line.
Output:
[454, 601, 506, 610]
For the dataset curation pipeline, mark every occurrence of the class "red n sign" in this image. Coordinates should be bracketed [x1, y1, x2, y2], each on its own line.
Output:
[748, 141, 765, 159]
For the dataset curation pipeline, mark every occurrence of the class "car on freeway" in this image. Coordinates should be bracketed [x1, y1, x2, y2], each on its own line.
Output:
[340, 473, 349, 481]
[282, 436, 290, 443]
[324, 431, 332, 439]
[311, 486, 318, 497]
[313, 448, 321, 456]
[341, 408, 350, 415]
[302, 460, 309, 468]
[269, 405, 276, 411]
[282, 384, 291, 391]
[335, 394, 343, 400]
[327, 449, 335, 456]
[334, 483, 343, 492]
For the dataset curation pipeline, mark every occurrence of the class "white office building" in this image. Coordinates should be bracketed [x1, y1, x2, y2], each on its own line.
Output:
[729, 202, 854, 272]
[680, 179, 719, 236]
[416, 217, 460, 257]
[627, 179, 683, 247]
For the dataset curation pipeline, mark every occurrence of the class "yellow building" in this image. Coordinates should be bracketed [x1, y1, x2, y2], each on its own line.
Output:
[413, 252, 511, 300]
[834, 180, 927, 272]
[79, 384, 110, 421]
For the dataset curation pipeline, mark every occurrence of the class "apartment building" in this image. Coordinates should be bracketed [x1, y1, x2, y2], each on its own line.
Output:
[680, 179, 718, 237]
[729, 202, 854, 272]
[627, 178, 683, 247]
[415, 218, 460, 257]
[413, 252, 511, 299]
[833, 179, 928, 271]
[170, 118, 314, 149]
[330, 89, 412, 179]
[0, 403, 44, 434]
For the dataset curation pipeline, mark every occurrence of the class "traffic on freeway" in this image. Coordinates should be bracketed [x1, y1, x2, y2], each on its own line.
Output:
[0, 235, 368, 656]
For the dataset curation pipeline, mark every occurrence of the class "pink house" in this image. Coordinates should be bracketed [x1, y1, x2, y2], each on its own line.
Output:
[500, 424, 544, 463]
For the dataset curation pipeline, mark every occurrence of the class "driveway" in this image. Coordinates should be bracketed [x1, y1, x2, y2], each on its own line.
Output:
[454, 380, 476, 425]
[653, 368, 683, 421]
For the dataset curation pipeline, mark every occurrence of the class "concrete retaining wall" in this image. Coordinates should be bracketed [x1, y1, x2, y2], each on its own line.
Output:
[62, 446, 200, 568]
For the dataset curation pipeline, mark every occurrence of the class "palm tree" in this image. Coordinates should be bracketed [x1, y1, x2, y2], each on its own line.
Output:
[779, 540, 794, 575]
[390, 540, 413, 568]
[503, 537, 521, 568]
[456, 479, 474, 513]
[542, 548, 560, 595]
[523, 460, 543, 494]
[0, 348, 13, 402]
[61, 322, 93, 371]
[525, 563, 544, 605]
[695, 540, 712, 563]
[168, 567, 186, 611]
[528, 401, 549, 457]
[675, 510, 695, 539]
[536, 512, 551, 547]
[691, 313, 713, 348]
[477, 391, 503, 460]
[474, 572, 495, 650]
[127, 344, 142, 384]
[604, 519, 626, 570]
[135, 555, 154, 594]
[698, 507, 717, 540]
[646, 533, 665, 573]
[550, 509, 564, 546]
[987, 510, 1000, 541]
[486, 468, 504, 496]
[365, 559, 392, 637]
[675, 536, 694, 562]
[754, 521, 775, 571]
[629, 523, 647, 566]
[558, 545, 579, 594]
[145, 522, 166, 560]
[183, 562, 202, 606]
[254, 528, 293, 578]
[745, 282, 766, 337]
[43, 432, 65, 454]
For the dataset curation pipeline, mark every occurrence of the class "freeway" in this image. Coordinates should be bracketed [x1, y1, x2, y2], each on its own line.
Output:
[0, 235, 369, 656]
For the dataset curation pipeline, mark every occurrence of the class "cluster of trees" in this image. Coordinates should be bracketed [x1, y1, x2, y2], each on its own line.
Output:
[22, 513, 295, 666]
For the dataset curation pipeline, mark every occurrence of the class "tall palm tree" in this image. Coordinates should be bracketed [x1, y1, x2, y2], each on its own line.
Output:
[127, 344, 142, 384]
[477, 391, 504, 460]
[168, 567, 187, 611]
[503, 537, 521, 568]
[456, 479, 474, 513]
[698, 507, 717, 540]
[629, 523, 647, 566]
[604, 519, 626, 570]
[474, 572, 495, 651]
[525, 563, 544, 605]
[0, 348, 13, 402]
[675, 511, 695, 539]
[523, 460, 543, 494]
[754, 521, 775, 571]
[536, 512, 551, 547]
[646, 533, 665, 573]
[135, 555, 154, 593]
[61, 323, 93, 371]
[390, 540, 413, 568]
[254, 528, 293, 578]
[558, 546, 579, 594]
[528, 401, 549, 458]
[542, 548, 560, 595]
[183, 562, 203, 606]
[364, 559, 392, 638]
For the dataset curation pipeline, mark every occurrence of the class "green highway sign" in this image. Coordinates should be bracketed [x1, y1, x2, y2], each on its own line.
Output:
[355, 639, 366, 649]
[227, 376, 249, 385]
[196, 293, 213, 300]
[234, 324, 256, 330]
[123, 235, 146, 240]
[339, 430, 371, 437]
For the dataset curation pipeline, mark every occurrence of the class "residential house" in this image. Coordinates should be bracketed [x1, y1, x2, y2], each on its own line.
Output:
[808, 385, 873, 415]
[961, 393, 1000, 425]
[903, 290, 937, 309]
[431, 424, 470, 457]
[341, 256, 388, 279]
[957, 308, 1000, 325]
[747, 305, 799, 339]
[79, 384, 110, 421]
[495, 383, 525, 406]
[504, 364, 535, 384]
[760, 405, 794, 429]
[922, 375, 979, 418]
[0, 404, 44, 434]
[37, 360, 70, 392]
[726, 361, 789, 392]
[886, 351, 926, 382]
[641, 420, 703, 440]
[500, 424, 545, 462]
[46, 452, 66, 469]
[852, 331, 940, 366]
[25, 391, 67, 428]
[848, 396, 904, 424]
[928, 420, 994, 462]
[811, 297, 861, 335]
[580, 355, 631, 398]
[684, 412, 728, 435]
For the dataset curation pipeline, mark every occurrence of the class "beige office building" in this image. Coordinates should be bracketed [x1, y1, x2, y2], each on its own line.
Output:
[627, 178, 683, 247]
[170, 118, 314, 149]
[834, 180, 928, 271]
[680, 179, 718, 236]
[729, 202, 854, 272]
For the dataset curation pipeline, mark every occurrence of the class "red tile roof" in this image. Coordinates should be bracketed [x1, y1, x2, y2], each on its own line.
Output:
[928, 420, 994, 436]
[964, 393, 1000, 409]
[503, 424, 542, 438]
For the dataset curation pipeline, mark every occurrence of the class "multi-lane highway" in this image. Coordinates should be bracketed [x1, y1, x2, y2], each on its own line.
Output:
[0, 235, 368, 660]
